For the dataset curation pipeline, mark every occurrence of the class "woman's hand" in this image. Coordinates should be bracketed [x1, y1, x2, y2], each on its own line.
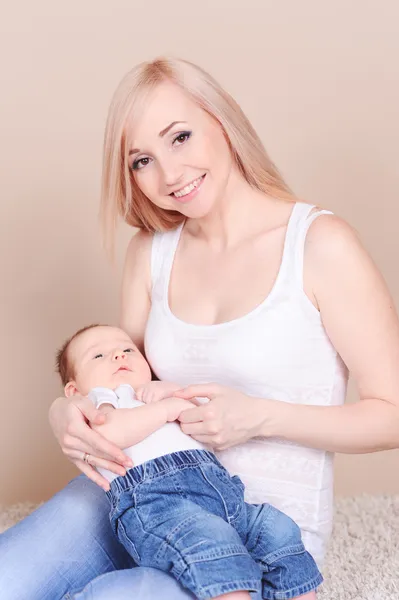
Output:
[174, 384, 272, 450]
[49, 395, 133, 491]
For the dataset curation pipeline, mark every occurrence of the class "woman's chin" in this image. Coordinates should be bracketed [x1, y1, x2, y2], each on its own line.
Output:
[177, 198, 216, 220]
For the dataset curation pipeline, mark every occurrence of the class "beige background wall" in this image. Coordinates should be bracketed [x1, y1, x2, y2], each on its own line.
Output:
[1, 0, 398, 504]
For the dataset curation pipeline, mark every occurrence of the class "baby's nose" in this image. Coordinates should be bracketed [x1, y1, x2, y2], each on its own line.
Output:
[113, 350, 125, 360]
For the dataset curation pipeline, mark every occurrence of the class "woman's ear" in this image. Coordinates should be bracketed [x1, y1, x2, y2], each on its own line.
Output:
[64, 381, 79, 398]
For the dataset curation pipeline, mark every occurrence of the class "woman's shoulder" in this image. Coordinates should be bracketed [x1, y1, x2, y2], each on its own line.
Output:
[125, 229, 154, 262]
[123, 230, 154, 294]
[304, 208, 363, 265]
[304, 208, 379, 315]
[124, 225, 179, 286]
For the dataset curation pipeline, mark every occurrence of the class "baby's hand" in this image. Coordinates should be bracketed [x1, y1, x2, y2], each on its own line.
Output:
[136, 381, 182, 404]
[161, 397, 197, 423]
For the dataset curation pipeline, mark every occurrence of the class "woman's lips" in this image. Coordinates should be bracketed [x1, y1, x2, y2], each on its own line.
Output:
[171, 174, 205, 204]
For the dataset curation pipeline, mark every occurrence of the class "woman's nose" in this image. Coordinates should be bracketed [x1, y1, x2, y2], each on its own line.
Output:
[158, 157, 184, 189]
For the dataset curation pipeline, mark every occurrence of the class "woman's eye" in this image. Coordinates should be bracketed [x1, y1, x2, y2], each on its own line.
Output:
[173, 131, 191, 146]
[131, 132, 191, 170]
[132, 156, 151, 171]
[93, 353, 103, 359]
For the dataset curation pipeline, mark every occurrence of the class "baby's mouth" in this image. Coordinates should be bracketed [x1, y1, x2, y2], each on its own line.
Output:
[115, 366, 131, 373]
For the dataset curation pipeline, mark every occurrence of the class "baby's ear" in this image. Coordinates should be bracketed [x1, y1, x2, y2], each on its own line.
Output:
[64, 381, 79, 398]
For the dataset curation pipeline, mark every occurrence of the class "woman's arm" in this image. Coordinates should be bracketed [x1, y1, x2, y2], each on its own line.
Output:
[176, 215, 399, 453]
[263, 214, 399, 453]
[119, 229, 153, 352]
[48, 230, 154, 489]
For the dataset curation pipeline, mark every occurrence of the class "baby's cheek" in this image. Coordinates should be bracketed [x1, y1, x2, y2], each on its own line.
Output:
[141, 361, 153, 383]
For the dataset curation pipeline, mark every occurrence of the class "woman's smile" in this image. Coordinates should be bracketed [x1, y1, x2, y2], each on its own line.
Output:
[170, 174, 206, 203]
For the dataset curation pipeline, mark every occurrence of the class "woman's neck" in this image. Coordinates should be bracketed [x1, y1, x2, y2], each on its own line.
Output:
[184, 169, 289, 251]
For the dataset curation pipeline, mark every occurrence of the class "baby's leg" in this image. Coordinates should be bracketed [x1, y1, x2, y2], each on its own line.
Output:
[244, 503, 323, 599]
[216, 587, 316, 599]
[216, 593, 251, 600]
[116, 499, 261, 600]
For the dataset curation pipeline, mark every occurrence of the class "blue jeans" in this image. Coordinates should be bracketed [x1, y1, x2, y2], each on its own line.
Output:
[107, 449, 322, 600]
[0, 466, 320, 600]
[0, 475, 200, 599]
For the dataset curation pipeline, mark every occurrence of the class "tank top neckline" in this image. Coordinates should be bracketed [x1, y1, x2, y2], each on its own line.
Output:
[162, 201, 311, 330]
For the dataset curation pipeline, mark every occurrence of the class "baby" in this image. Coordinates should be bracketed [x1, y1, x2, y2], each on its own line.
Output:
[56, 324, 323, 600]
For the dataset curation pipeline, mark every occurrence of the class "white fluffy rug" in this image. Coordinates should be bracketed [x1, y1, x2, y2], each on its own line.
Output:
[1, 495, 398, 599]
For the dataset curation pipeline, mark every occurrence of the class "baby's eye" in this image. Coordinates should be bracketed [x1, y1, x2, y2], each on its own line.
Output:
[93, 353, 103, 359]
[124, 348, 134, 353]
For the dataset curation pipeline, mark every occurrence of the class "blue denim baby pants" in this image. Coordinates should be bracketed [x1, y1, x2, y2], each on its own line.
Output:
[106, 449, 323, 600]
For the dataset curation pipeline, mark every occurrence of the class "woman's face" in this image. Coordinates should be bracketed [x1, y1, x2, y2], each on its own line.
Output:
[126, 82, 234, 219]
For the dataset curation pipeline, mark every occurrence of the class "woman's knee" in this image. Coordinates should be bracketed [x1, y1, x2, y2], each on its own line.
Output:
[72, 567, 196, 600]
[1, 476, 112, 552]
[58, 475, 111, 529]
[12, 475, 112, 542]
[0, 476, 132, 600]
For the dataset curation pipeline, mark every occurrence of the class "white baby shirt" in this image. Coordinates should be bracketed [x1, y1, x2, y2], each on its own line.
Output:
[88, 384, 205, 482]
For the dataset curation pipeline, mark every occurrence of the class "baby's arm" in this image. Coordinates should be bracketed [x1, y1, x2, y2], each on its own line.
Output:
[92, 397, 194, 449]
[136, 381, 182, 404]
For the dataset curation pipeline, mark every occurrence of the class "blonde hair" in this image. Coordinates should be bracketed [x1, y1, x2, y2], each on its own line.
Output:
[100, 56, 296, 250]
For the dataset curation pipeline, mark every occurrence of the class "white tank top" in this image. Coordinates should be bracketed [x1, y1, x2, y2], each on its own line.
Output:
[144, 202, 349, 568]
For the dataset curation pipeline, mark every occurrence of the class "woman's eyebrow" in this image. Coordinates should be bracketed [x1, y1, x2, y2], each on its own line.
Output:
[159, 120, 187, 137]
[128, 121, 187, 156]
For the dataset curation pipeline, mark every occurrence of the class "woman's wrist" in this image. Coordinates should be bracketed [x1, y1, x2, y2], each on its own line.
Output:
[255, 397, 399, 453]
[48, 396, 68, 436]
[252, 396, 288, 438]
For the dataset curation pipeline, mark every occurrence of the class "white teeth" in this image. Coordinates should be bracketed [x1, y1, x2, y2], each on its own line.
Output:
[173, 176, 202, 198]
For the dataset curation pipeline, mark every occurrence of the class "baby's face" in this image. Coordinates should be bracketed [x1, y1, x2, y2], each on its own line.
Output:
[67, 326, 152, 395]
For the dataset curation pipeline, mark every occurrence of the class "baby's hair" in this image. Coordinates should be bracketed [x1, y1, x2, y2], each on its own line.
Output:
[55, 324, 104, 387]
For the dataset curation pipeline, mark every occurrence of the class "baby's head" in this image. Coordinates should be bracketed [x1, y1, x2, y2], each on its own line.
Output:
[56, 324, 152, 397]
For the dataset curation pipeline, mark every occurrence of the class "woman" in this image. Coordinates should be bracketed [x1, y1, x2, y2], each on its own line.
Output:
[1, 57, 399, 600]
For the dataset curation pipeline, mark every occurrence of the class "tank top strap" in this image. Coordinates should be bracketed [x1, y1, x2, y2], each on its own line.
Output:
[150, 223, 184, 294]
[282, 202, 334, 291]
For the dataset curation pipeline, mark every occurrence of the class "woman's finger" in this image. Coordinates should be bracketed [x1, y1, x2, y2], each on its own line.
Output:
[184, 396, 204, 406]
[67, 449, 129, 478]
[187, 434, 216, 446]
[63, 431, 114, 461]
[173, 384, 219, 400]
[66, 427, 132, 467]
[177, 405, 206, 424]
[189, 434, 228, 450]
[83, 428, 132, 466]
[74, 397, 106, 426]
[75, 459, 111, 491]
[180, 421, 216, 436]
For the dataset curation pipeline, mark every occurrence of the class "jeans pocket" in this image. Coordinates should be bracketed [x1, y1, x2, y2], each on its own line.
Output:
[116, 517, 141, 566]
[231, 474, 245, 493]
[200, 463, 245, 525]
